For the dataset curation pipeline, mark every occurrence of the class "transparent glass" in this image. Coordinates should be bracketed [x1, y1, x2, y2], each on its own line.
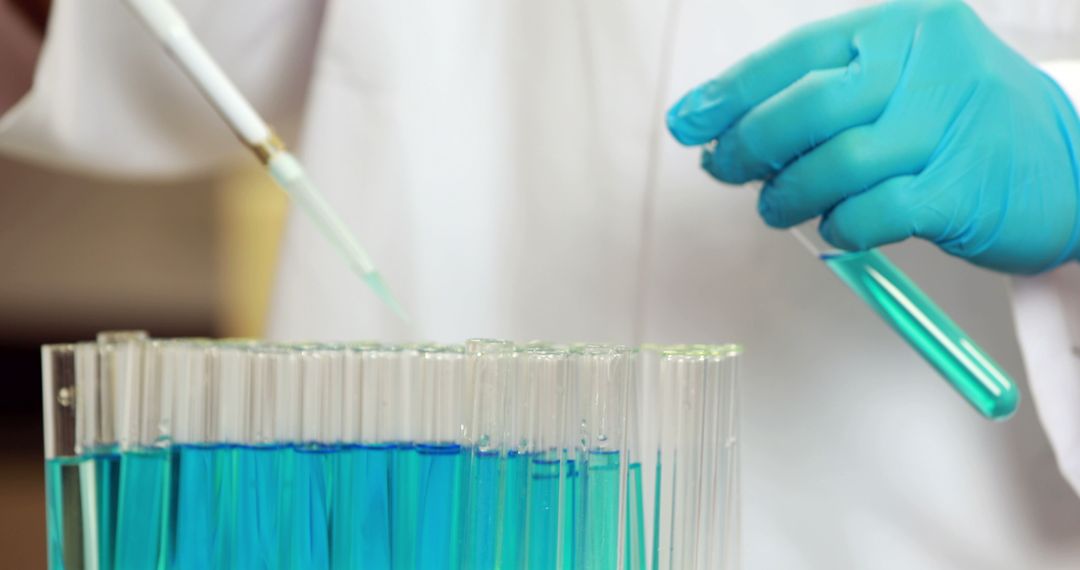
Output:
[43, 343, 85, 570]
[639, 344, 742, 570]
[522, 348, 574, 570]
[822, 249, 1019, 419]
[460, 339, 514, 569]
[793, 226, 1019, 420]
[41, 333, 742, 570]
[418, 346, 466, 444]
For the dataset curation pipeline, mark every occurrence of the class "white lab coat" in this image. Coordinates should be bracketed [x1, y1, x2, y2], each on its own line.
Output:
[5, 0, 1080, 567]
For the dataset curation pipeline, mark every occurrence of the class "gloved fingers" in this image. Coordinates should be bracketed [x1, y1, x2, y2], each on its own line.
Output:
[666, 10, 875, 146]
[705, 62, 899, 184]
[700, 16, 916, 184]
[755, 122, 933, 228]
[818, 174, 947, 251]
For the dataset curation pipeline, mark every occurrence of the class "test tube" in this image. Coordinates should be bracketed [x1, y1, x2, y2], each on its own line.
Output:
[417, 346, 466, 447]
[643, 344, 743, 570]
[65, 331, 149, 570]
[247, 347, 278, 448]
[113, 338, 174, 570]
[488, 345, 534, 569]
[340, 342, 381, 447]
[170, 341, 211, 448]
[412, 346, 467, 568]
[649, 348, 688, 570]
[360, 344, 415, 448]
[462, 339, 515, 569]
[790, 227, 1019, 419]
[214, 342, 253, 447]
[171, 341, 218, 570]
[268, 347, 303, 566]
[285, 344, 344, 568]
[713, 345, 741, 570]
[96, 332, 147, 453]
[231, 346, 289, 569]
[271, 345, 303, 447]
[522, 347, 573, 570]
[207, 343, 253, 567]
[72, 340, 124, 570]
[375, 345, 423, 570]
[41, 332, 743, 570]
[572, 344, 636, 570]
[333, 344, 394, 568]
[42, 344, 85, 570]
[635, 345, 671, 570]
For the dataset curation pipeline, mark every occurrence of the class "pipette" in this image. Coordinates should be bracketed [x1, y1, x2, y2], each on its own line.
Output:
[790, 227, 1019, 420]
[121, 0, 407, 321]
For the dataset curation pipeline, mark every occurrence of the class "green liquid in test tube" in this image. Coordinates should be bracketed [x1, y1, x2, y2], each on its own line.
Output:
[808, 237, 1019, 420]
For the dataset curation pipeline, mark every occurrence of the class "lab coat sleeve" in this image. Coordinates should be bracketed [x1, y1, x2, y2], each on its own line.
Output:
[1011, 61, 1080, 496]
[0, 0, 324, 180]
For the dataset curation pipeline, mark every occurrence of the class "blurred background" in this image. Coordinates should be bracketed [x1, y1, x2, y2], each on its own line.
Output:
[0, 154, 286, 566]
[6, 0, 1080, 567]
[1, 1, 292, 563]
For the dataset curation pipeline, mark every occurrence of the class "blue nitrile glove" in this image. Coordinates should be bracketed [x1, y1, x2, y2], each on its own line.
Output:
[666, 0, 1080, 274]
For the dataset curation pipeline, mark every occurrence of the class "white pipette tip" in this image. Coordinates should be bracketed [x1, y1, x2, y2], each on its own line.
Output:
[363, 272, 410, 323]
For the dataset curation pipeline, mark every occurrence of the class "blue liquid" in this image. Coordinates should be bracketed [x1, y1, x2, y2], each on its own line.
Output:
[45, 456, 85, 570]
[527, 456, 578, 570]
[89, 449, 121, 570]
[500, 450, 530, 568]
[824, 249, 1019, 419]
[213, 446, 240, 568]
[414, 443, 464, 570]
[47, 444, 644, 569]
[173, 444, 294, 570]
[236, 445, 285, 570]
[392, 443, 419, 570]
[173, 445, 217, 569]
[463, 450, 502, 569]
[286, 445, 334, 570]
[583, 450, 621, 569]
[115, 448, 171, 570]
[333, 444, 392, 568]
[44, 451, 123, 570]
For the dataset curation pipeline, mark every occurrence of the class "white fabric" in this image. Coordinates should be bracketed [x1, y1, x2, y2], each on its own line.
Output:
[1044, 60, 1080, 98]
[0, 0, 321, 178]
[5, 0, 1080, 567]
[1011, 61, 1080, 498]
[1012, 265, 1080, 495]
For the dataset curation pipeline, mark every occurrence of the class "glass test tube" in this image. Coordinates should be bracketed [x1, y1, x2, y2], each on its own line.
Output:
[374, 345, 423, 570]
[791, 226, 1020, 420]
[235, 347, 285, 569]
[42, 344, 83, 570]
[644, 344, 742, 570]
[290, 344, 343, 568]
[414, 346, 467, 569]
[462, 339, 514, 569]
[333, 344, 393, 568]
[75, 340, 122, 570]
[109, 336, 176, 570]
[40, 333, 742, 570]
[572, 344, 636, 570]
[171, 341, 218, 570]
[522, 347, 574, 570]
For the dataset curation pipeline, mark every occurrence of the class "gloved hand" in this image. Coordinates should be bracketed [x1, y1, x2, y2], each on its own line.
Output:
[666, 0, 1080, 274]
